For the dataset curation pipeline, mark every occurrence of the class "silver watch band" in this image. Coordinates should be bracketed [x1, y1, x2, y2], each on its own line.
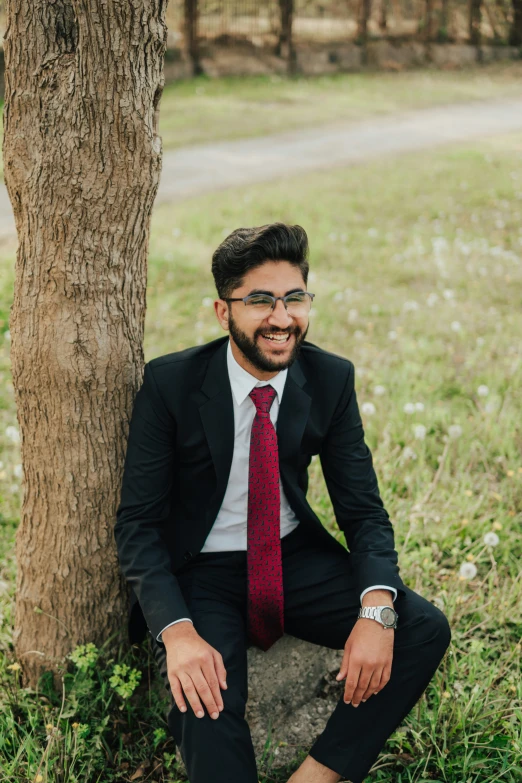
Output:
[358, 605, 398, 629]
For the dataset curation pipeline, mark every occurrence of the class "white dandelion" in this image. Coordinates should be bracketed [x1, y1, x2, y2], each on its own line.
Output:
[427, 293, 439, 307]
[374, 385, 387, 396]
[448, 424, 463, 439]
[459, 562, 477, 579]
[483, 532, 499, 547]
[13, 464, 23, 479]
[403, 300, 419, 312]
[5, 426, 20, 444]
[443, 289, 455, 300]
[415, 402, 424, 412]
[201, 297, 214, 307]
[403, 403, 416, 414]
[401, 446, 417, 461]
[451, 321, 461, 332]
[414, 424, 427, 440]
[477, 385, 489, 397]
[361, 402, 376, 415]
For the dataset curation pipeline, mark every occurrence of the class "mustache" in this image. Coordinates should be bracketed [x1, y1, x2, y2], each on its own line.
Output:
[255, 327, 300, 336]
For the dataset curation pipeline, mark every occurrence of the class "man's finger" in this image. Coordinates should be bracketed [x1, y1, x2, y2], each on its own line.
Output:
[178, 671, 205, 718]
[191, 668, 221, 719]
[201, 659, 225, 714]
[348, 664, 372, 706]
[360, 666, 384, 702]
[169, 674, 187, 713]
[336, 648, 350, 681]
[212, 649, 228, 690]
[343, 660, 362, 703]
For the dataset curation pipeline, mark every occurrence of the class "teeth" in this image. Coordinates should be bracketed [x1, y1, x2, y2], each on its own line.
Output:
[263, 334, 289, 341]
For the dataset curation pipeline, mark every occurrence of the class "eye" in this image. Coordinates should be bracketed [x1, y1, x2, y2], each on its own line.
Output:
[247, 295, 273, 306]
[286, 293, 307, 303]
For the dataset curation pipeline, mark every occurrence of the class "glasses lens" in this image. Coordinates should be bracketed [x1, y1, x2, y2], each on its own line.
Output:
[285, 292, 311, 316]
[245, 295, 274, 317]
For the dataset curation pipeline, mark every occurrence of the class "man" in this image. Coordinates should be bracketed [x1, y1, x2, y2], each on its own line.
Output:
[114, 222, 451, 783]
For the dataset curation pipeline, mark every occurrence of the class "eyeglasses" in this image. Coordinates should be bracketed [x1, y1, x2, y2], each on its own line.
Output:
[224, 291, 315, 319]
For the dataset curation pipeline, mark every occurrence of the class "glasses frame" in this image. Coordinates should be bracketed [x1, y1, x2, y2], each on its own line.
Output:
[224, 291, 315, 314]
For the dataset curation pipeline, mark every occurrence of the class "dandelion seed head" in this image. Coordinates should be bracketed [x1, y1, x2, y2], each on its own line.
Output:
[448, 424, 463, 439]
[459, 562, 477, 579]
[483, 532, 499, 547]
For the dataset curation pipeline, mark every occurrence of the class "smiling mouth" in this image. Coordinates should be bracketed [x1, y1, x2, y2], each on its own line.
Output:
[259, 332, 293, 347]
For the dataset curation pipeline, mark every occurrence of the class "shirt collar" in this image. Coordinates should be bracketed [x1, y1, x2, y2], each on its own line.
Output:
[227, 338, 288, 407]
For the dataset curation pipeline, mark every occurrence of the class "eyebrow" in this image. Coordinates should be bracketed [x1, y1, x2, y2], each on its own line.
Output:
[246, 288, 306, 296]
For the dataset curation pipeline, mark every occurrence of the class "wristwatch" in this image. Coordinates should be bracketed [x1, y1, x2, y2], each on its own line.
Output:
[358, 605, 399, 629]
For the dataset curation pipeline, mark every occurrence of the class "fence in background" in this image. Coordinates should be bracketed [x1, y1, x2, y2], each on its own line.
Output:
[0, 0, 518, 77]
[165, 0, 520, 50]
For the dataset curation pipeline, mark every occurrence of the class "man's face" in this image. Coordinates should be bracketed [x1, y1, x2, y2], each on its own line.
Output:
[215, 260, 310, 374]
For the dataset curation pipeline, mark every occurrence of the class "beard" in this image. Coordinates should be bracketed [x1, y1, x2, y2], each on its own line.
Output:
[228, 311, 309, 373]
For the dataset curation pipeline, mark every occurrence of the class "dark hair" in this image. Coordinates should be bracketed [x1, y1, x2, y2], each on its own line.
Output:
[211, 222, 309, 299]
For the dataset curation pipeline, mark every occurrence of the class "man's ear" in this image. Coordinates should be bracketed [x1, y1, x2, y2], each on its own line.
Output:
[214, 299, 229, 331]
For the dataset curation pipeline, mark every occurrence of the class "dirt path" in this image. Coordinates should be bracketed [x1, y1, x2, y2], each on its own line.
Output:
[1, 97, 522, 237]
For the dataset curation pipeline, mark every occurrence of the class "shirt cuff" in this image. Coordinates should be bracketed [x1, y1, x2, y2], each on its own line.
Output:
[156, 618, 194, 643]
[360, 585, 397, 603]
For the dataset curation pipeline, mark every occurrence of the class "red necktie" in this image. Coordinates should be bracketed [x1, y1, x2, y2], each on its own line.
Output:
[246, 385, 285, 651]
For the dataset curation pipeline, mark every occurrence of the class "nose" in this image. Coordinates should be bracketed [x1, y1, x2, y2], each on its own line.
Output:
[267, 298, 293, 329]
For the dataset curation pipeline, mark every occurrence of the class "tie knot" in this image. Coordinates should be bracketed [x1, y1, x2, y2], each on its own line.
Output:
[249, 385, 277, 416]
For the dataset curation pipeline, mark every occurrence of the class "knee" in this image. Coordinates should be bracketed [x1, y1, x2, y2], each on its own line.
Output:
[423, 601, 451, 651]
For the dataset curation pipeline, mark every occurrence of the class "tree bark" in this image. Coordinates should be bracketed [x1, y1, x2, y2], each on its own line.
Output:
[510, 0, 522, 44]
[468, 0, 482, 45]
[184, 0, 202, 76]
[277, 0, 296, 75]
[2, 0, 166, 688]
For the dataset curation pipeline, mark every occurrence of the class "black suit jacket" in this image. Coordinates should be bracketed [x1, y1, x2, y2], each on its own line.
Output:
[114, 335, 407, 644]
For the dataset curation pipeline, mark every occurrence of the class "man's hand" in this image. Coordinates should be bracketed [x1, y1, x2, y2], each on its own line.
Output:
[162, 621, 228, 720]
[336, 591, 395, 707]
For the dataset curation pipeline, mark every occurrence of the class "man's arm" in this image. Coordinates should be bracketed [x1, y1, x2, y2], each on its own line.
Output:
[157, 618, 193, 644]
[114, 362, 194, 642]
[361, 586, 397, 604]
[320, 361, 406, 601]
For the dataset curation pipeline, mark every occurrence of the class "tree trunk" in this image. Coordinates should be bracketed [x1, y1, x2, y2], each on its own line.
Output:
[184, 0, 202, 76]
[277, 0, 297, 74]
[2, 0, 166, 688]
[510, 0, 522, 44]
[468, 0, 482, 45]
[356, 0, 372, 49]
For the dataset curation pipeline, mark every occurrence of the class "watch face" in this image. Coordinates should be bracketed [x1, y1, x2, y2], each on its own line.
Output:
[381, 607, 396, 626]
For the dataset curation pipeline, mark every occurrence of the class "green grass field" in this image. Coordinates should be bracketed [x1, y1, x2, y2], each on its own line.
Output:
[1, 61, 522, 183]
[0, 126, 521, 780]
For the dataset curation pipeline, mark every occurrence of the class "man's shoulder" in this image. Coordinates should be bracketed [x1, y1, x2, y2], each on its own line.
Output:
[299, 340, 354, 378]
[147, 336, 228, 373]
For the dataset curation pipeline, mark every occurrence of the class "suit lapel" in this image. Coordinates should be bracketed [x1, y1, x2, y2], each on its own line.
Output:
[276, 358, 312, 467]
[198, 340, 235, 510]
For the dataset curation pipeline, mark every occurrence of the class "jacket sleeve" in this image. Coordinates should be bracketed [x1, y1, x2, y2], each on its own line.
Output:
[319, 361, 406, 600]
[114, 362, 193, 642]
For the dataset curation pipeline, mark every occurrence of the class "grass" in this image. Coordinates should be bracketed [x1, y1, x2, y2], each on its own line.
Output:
[156, 62, 522, 151]
[1, 61, 522, 183]
[0, 129, 522, 780]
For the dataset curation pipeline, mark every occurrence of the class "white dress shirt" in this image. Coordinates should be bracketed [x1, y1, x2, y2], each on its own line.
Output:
[157, 339, 396, 642]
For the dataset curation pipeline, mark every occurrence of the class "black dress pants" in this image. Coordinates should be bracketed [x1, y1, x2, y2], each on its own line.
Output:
[150, 522, 451, 783]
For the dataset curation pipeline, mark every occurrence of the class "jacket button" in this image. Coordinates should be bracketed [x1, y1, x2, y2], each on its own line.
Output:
[184, 550, 193, 561]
